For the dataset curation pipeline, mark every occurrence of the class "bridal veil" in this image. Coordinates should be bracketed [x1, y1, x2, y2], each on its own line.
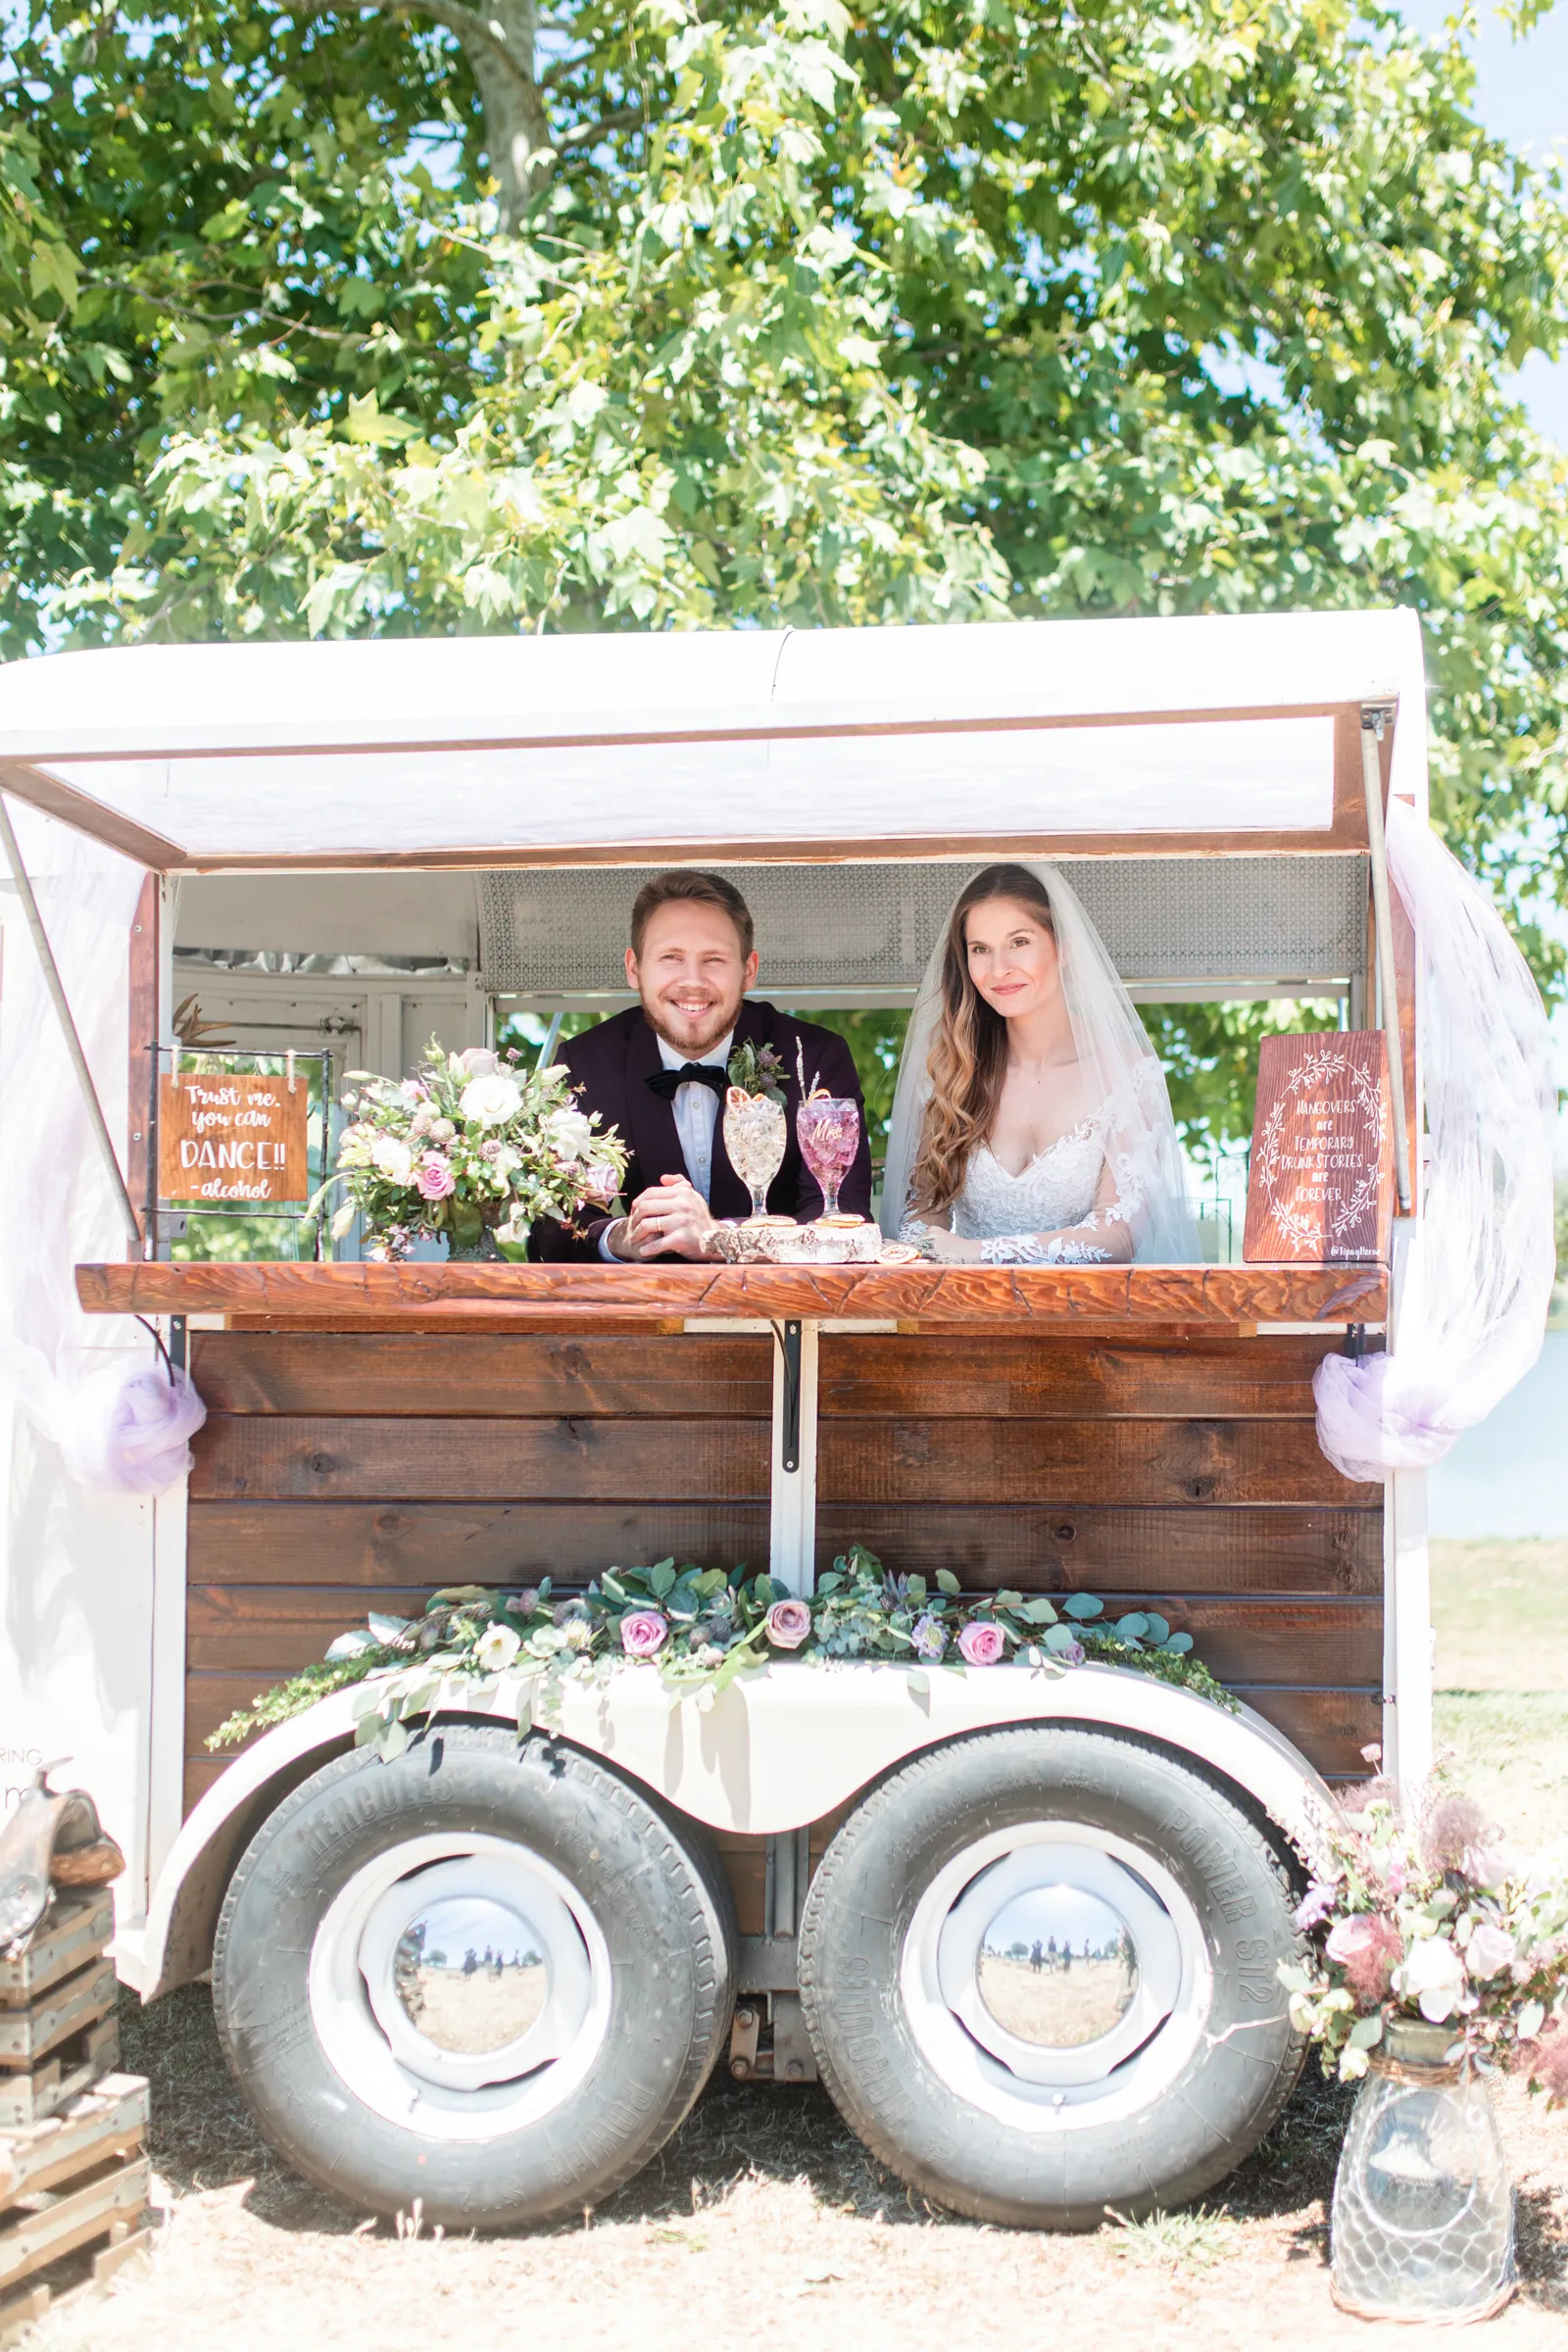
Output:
[879, 860, 1200, 1261]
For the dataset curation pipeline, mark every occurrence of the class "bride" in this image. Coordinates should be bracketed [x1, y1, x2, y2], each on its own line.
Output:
[881, 861, 1198, 1264]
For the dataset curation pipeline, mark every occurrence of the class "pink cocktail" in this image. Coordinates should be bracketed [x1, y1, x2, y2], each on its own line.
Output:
[797, 1097, 859, 1220]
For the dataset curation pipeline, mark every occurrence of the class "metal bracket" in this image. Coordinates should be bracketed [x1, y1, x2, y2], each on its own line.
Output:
[772, 1319, 802, 1473]
[1344, 1321, 1365, 1361]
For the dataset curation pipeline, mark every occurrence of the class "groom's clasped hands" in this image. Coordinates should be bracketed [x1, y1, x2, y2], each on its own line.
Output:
[616, 1171, 716, 1262]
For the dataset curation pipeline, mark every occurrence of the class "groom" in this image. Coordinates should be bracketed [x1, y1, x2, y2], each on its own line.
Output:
[531, 870, 872, 1262]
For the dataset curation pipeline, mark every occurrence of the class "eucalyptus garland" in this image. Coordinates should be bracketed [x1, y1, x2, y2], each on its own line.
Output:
[210, 1545, 1236, 1759]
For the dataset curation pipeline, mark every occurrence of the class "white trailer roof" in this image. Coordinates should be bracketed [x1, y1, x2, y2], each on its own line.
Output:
[0, 607, 1426, 871]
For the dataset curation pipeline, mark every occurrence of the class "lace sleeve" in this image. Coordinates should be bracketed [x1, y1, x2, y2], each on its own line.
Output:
[978, 1233, 1114, 1265]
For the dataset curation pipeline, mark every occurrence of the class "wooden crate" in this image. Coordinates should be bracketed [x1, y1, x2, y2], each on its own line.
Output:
[0, 1893, 115, 2011]
[0, 2018, 121, 2132]
[0, 2074, 151, 2339]
[0, 1961, 118, 2073]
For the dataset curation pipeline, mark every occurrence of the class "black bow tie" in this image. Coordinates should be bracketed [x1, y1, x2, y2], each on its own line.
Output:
[646, 1062, 730, 1102]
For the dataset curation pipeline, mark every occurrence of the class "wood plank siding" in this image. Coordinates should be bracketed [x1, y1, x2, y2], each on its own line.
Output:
[182, 1327, 1381, 1813]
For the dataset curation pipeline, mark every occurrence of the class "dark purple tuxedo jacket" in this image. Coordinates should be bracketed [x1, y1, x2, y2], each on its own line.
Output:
[530, 999, 873, 1262]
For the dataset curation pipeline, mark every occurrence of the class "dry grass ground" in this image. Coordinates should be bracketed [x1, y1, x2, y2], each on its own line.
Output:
[19, 1538, 1568, 2351]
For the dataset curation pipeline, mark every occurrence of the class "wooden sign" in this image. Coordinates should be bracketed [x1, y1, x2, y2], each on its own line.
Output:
[1244, 1033, 1394, 1264]
[158, 1071, 310, 1203]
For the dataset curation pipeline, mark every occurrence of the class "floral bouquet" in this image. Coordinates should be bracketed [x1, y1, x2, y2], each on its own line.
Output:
[209, 1543, 1236, 1759]
[307, 1038, 627, 1259]
[1284, 1763, 1568, 2099]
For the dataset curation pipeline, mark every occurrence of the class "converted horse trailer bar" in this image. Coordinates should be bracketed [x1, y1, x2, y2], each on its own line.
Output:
[1, 606, 1432, 2230]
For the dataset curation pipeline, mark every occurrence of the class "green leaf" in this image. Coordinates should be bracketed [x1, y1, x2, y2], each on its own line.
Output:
[28, 238, 78, 312]
[934, 1570, 961, 1596]
[1143, 1614, 1170, 1645]
[1063, 1595, 1104, 1621]
[648, 1562, 677, 1598]
[1348, 2014, 1385, 2050]
[343, 392, 418, 448]
[1018, 1596, 1059, 1625]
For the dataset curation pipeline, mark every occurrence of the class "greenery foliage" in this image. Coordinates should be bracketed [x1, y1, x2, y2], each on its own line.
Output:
[208, 1542, 1236, 1753]
[2, 0, 1565, 966]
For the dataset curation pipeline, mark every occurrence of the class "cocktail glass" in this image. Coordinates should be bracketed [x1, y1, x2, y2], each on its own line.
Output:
[723, 1090, 788, 1220]
[797, 1096, 860, 1221]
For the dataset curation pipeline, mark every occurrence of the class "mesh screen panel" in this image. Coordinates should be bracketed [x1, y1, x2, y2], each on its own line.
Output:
[479, 857, 1365, 996]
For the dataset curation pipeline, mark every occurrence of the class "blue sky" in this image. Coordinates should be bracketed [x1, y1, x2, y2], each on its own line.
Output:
[1396, 0, 1568, 443]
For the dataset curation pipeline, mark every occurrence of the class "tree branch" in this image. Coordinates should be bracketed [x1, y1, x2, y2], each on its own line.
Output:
[555, 106, 643, 151]
[279, 0, 534, 93]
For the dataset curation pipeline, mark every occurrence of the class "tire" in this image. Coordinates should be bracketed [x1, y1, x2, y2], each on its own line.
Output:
[212, 1724, 735, 2228]
[799, 1726, 1303, 2229]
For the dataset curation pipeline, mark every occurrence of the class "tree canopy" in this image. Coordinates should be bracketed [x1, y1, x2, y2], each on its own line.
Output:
[2, 0, 1566, 966]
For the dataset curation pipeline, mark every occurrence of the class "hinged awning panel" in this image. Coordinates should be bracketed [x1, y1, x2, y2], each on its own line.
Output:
[0, 607, 1427, 870]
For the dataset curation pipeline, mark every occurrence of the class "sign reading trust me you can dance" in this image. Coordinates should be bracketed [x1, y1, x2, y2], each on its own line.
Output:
[158, 1067, 311, 1204]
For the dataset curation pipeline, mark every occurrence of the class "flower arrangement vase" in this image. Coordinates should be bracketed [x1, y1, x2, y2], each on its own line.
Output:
[445, 1206, 500, 1261]
[1331, 2020, 1514, 2324]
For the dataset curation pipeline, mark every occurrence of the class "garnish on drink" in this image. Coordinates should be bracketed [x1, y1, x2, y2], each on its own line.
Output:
[723, 1043, 788, 1218]
[795, 1037, 860, 1222]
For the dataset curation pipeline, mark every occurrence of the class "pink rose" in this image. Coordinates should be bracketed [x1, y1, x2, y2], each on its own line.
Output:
[416, 1152, 456, 1201]
[764, 1598, 812, 1650]
[957, 1620, 1005, 1667]
[1465, 1922, 1517, 1979]
[619, 1609, 668, 1658]
[456, 1047, 500, 1076]
[583, 1160, 621, 1204]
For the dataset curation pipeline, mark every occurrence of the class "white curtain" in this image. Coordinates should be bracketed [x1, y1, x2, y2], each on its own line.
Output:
[0, 808, 154, 1478]
[1314, 803, 1557, 1479]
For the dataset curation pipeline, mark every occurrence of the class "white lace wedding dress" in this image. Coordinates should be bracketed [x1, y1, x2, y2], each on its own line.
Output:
[902, 1106, 1138, 1265]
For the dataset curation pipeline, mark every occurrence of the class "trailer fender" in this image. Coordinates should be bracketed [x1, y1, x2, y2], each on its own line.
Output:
[127, 1661, 1334, 1999]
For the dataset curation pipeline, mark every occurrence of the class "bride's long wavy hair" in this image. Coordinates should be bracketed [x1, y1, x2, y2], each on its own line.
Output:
[909, 862, 1057, 1215]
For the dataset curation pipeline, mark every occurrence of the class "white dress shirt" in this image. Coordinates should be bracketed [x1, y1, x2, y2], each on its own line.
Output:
[601, 1028, 733, 1257]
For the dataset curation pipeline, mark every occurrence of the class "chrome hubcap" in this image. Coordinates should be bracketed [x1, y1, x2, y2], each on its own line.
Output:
[902, 1824, 1210, 2132]
[309, 1834, 611, 2141]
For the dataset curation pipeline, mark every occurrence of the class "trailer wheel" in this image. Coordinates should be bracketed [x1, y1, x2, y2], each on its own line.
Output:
[212, 1724, 734, 2227]
[799, 1725, 1303, 2229]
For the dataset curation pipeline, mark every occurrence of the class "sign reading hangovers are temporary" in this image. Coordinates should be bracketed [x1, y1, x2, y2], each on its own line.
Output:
[158, 1070, 311, 1202]
[1244, 1033, 1395, 1264]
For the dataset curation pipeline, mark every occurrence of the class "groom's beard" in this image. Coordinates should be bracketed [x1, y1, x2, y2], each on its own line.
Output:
[642, 983, 744, 1060]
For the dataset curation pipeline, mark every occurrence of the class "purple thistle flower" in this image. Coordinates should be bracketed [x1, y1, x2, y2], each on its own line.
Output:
[910, 1613, 947, 1662]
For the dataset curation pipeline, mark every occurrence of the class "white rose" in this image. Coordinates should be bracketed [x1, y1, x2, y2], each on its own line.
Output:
[544, 1106, 595, 1163]
[472, 1623, 522, 1672]
[370, 1136, 416, 1185]
[338, 1124, 374, 1168]
[1396, 1936, 1468, 2023]
[1464, 1922, 1517, 1979]
[456, 1048, 500, 1077]
[461, 1074, 523, 1128]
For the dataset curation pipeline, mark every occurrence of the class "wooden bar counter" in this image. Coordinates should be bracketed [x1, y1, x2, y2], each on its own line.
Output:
[76, 1258, 1387, 1328]
[74, 1256, 1389, 1811]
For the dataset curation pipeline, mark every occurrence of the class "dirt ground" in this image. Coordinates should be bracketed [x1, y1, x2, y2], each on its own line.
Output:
[21, 1538, 1568, 2352]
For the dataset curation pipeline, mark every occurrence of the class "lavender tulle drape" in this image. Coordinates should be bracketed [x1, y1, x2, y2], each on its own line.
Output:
[1312, 802, 1557, 1483]
[0, 808, 205, 1495]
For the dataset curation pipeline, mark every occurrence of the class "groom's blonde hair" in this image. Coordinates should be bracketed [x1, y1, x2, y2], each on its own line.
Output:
[629, 869, 755, 961]
[911, 863, 1056, 1215]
